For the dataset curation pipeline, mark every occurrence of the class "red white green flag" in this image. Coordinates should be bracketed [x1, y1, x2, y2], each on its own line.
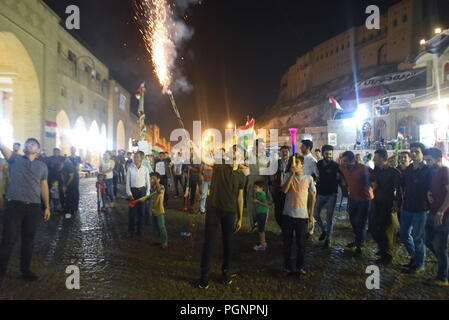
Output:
[45, 121, 57, 138]
[329, 96, 343, 111]
[135, 82, 147, 141]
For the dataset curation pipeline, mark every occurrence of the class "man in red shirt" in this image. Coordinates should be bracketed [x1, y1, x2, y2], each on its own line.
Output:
[340, 151, 373, 256]
[424, 148, 449, 287]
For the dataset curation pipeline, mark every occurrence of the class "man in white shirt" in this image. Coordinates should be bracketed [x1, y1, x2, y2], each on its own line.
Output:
[300, 140, 319, 180]
[300, 140, 319, 236]
[126, 151, 151, 238]
[100, 152, 115, 208]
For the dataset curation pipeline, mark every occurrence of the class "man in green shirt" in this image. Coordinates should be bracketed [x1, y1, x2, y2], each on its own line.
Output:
[253, 181, 269, 251]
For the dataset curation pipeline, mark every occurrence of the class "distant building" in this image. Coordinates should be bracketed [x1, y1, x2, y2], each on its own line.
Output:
[278, 0, 424, 104]
[0, 0, 139, 167]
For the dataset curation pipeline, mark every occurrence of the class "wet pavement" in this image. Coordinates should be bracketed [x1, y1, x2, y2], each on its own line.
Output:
[0, 177, 448, 300]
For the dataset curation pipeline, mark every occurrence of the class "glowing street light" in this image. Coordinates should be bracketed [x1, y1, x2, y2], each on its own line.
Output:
[420, 39, 426, 45]
[355, 104, 370, 120]
[435, 28, 442, 34]
[227, 123, 233, 129]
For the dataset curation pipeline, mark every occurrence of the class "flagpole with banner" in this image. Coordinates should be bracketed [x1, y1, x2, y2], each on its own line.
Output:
[329, 96, 344, 120]
[136, 82, 147, 142]
[395, 131, 405, 167]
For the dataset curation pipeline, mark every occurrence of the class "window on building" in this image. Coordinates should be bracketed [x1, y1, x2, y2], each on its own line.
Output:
[84, 64, 91, 73]
[403, 14, 407, 23]
[336, 46, 339, 53]
[347, 41, 350, 48]
[68, 50, 76, 62]
[96, 72, 101, 81]
[393, 19, 397, 27]
[79, 94, 84, 104]
[60, 86, 66, 97]
[330, 50, 333, 55]
[57, 42, 62, 54]
[326, 52, 328, 57]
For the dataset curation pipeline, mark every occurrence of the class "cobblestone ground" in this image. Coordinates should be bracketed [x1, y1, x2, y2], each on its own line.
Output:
[0, 178, 448, 300]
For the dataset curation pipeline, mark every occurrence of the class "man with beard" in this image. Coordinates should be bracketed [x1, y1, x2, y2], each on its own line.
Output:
[314, 145, 342, 248]
[370, 149, 402, 265]
[423, 148, 449, 286]
[0, 137, 50, 286]
[270, 146, 293, 231]
[400, 143, 433, 275]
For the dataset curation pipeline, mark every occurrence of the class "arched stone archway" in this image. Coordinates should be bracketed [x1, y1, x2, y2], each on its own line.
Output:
[56, 110, 71, 156]
[0, 32, 41, 145]
[116, 120, 125, 151]
[73, 116, 87, 159]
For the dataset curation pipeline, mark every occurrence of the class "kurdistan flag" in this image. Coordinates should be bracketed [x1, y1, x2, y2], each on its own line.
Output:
[45, 121, 57, 138]
[238, 117, 255, 150]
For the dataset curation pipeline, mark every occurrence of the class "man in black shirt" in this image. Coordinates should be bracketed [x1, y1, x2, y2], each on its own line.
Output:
[314, 145, 342, 247]
[370, 149, 402, 265]
[270, 146, 292, 230]
[198, 145, 245, 289]
[400, 143, 433, 274]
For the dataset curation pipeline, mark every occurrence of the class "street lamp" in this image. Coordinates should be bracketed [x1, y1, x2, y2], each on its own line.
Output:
[420, 39, 426, 45]
[435, 28, 442, 34]
[227, 123, 233, 129]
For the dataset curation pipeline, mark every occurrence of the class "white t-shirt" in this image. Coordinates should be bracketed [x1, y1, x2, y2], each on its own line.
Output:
[303, 153, 319, 178]
[100, 159, 115, 179]
[367, 160, 375, 170]
[155, 161, 166, 176]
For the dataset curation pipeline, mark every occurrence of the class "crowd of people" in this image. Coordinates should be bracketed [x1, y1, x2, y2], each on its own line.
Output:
[0, 135, 448, 292]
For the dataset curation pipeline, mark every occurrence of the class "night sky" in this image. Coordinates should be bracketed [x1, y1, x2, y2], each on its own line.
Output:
[43, 0, 447, 138]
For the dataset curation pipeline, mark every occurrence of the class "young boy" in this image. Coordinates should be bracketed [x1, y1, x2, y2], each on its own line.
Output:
[150, 172, 168, 249]
[50, 180, 61, 214]
[282, 154, 316, 279]
[96, 174, 107, 212]
[253, 181, 269, 251]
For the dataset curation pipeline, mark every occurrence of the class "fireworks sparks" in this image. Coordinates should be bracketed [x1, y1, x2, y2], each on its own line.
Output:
[135, 0, 177, 94]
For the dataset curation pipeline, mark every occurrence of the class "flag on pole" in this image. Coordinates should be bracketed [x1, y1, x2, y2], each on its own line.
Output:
[45, 121, 57, 138]
[397, 131, 405, 140]
[329, 96, 343, 111]
[136, 82, 147, 141]
[238, 117, 255, 151]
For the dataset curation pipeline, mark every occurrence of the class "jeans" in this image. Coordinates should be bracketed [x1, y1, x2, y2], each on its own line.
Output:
[0, 201, 42, 275]
[370, 201, 399, 258]
[152, 214, 168, 243]
[425, 214, 448, 282]
[97, 192, 106, 209]
[189, 179, 198, 207]
[400, 210, 428, 268]
[105, 178, 114, 203]
[348, 199, 371, 248]
[200, 207, 235, 281]
[160, 176, 169, 205]
[174, 175, 184, 197]
[314, 194, 337, 241]
[282, 215, 308, 270]
[128, 187, 146, 234]
[200, 180, 211, 213]
[273, 190, 286, 230]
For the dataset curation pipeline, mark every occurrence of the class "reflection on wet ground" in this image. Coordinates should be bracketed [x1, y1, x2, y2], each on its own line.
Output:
[0, 178, 447, 300]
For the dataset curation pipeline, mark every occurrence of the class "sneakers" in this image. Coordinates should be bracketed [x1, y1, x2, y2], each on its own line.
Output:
[65, 213, 72, 219]
[319, 232, 327, 241]
[197, 279, 209, 289]
[405, 265, 425, 275]
[433, 280, 449, 287]
[21, 272, 39, 282]
[376, 255, 393, 265]
[222, 271, 234, 286]
[253, 243, 268, 251]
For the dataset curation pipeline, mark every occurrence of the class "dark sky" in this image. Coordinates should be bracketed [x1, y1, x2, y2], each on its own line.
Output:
[43, 0, 447, 138]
